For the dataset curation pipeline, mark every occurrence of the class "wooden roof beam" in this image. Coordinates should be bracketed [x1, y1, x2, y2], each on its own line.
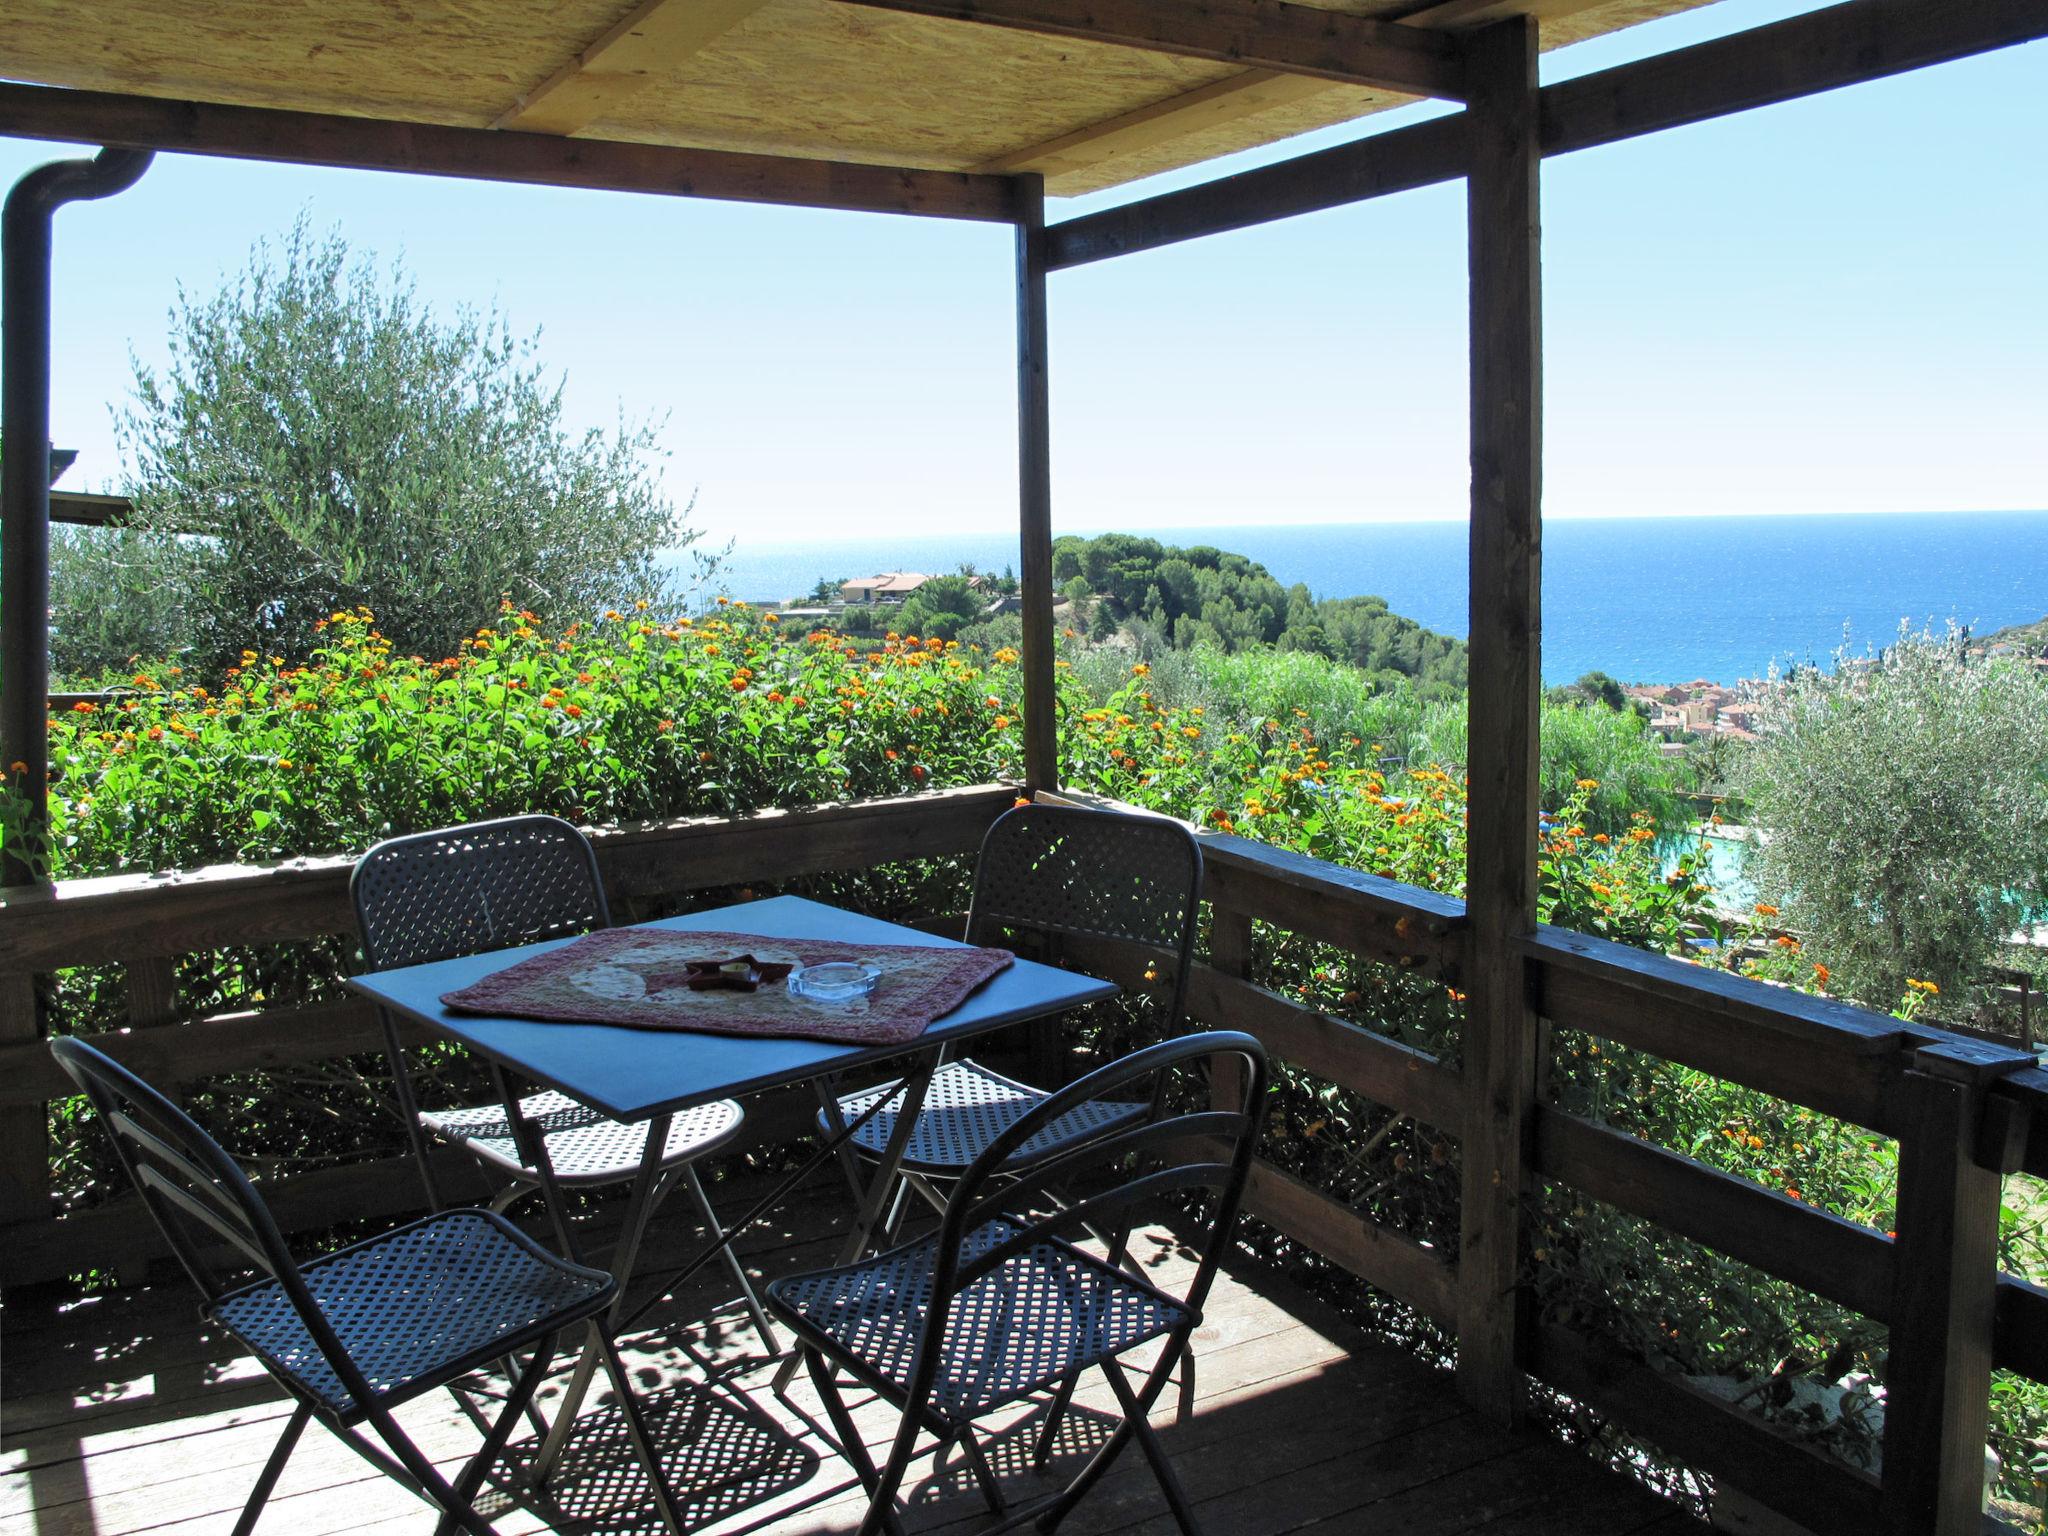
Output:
[976, 68, 1336, 177]
[0, 82, 1018, 223]
[1387, 0, 1624, 29]
[1048, 0, 2048, 266]
[495, 0, 776, 135]
[831, 0, 1467, 99]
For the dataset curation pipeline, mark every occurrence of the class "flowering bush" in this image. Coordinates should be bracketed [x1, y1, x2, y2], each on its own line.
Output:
[18, 604, 1027, 877]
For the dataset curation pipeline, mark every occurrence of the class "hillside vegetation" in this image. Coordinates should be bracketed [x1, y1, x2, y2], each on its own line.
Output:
[1051, 532, 1467, 696]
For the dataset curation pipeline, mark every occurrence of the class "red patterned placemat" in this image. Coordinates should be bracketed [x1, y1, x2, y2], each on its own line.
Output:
[439, 929, 1014, 1046]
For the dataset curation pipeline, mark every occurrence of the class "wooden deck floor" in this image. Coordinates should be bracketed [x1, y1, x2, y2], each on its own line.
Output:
[3, 1182, 1697, 1536]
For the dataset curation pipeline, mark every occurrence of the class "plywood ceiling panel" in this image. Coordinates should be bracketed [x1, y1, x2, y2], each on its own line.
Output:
[0, 0, 1721, 195]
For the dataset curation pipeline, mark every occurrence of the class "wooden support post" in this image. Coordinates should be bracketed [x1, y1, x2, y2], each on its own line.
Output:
[1014, 173, 1060, 794]
[1882, 1060, 2021, 1534]
[1454, 14, 1542, 1425]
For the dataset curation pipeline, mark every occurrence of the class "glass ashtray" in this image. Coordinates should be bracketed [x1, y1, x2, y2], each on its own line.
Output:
[787, 962, 882, 1002]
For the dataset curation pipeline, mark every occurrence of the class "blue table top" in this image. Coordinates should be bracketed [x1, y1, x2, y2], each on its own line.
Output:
[346, 894, 1118, 1122]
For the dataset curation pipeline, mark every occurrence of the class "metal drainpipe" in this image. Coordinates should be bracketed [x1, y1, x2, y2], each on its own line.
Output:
[2, 147, 153, 889]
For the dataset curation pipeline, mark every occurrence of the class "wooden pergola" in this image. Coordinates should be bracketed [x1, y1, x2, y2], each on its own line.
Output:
[3, 3, 2046, 1533]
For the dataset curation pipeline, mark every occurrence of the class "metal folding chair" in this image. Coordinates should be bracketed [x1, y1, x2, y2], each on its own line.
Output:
[769, 1030, 1268, 1536]
[825, 803, 1203, 1214]
[49, 1035, 686, 1536]
[350, 814, 776, 1355]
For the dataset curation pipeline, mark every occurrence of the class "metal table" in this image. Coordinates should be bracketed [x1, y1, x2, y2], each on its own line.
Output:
[347, 893, 1118, 1523]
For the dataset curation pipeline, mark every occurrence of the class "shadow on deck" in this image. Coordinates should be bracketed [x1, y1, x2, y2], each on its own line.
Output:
[3, 1182, 1698, 1536]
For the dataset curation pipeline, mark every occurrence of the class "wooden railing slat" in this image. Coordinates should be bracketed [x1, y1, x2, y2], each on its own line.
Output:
[1057, 929, 1464, 1132]
[2, 998, 399, 1108]
[1530, 1322, 1884, 1532]
[1530, 927, 1909, 1136]
[1238, 1154, 1456, 1324]
[1993, 1275, 2048, 1383]
[1534, 1106, 1896, 1321]
[1187, 966, 1465, 1133]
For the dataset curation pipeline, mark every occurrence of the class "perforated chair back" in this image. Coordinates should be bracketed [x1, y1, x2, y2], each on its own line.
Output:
[908, 1031, 1266, 1401]
[49, 1036, 387, 1403]
[966, 804, 1202, 1028]
[352, 814, 610, 973]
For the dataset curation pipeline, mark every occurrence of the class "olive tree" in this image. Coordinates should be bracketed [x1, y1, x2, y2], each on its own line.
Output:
[1737, 628, 2048, 1009]
[107, 219, 705, 675]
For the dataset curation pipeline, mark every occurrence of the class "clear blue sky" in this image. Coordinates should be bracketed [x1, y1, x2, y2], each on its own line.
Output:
[3, 0, 2042, 547]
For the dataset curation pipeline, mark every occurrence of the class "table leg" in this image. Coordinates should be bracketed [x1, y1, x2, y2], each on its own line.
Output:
[813, 1077, 877, 1205]
[771, 1056, 939, 1396]
[531, 1111, 673, 1482]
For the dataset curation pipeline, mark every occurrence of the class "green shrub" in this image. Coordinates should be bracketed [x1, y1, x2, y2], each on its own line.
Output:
[1737, 627, 2048, 1009]
[107, 219, 699, 676]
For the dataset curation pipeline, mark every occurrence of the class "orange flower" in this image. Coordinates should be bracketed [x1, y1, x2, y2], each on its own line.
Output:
[657, 719, 674, 732]
[993, 716, 1012, 729]
[1812, 963, 1830, 990]
[728, 676, 747, 692]
[911, 763, 928, 780]
[72, 701, 96, 714]
[885, 749, 899, 761]
[1753, 902, 1780, 918]
[564, 703, 584, 718]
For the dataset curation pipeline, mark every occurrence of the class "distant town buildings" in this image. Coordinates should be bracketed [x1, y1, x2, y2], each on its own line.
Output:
[1627, 679, 1765, 743]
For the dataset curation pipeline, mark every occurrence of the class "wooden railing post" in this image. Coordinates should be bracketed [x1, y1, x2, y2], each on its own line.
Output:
[126, 955, 178, 1028]
[0, 973, 43, 1229]
[1882, 1049, 2025, 1534]
[1209, 907, 1255, 1115]
[1455, 11, 1543, 1425]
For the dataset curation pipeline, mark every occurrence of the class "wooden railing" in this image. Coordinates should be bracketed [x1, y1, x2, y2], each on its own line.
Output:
[0, 782, 1019, 1286]
[1045, 789, 2047, 1536]
[5, 781, 2043, 1533]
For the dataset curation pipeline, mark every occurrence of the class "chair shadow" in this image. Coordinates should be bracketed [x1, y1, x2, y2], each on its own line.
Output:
[895, 1398, 1124, 1515]
[485, 1376, 822, 1535]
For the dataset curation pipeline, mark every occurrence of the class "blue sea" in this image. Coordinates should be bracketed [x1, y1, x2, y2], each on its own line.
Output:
[675, 510, 2048, 686]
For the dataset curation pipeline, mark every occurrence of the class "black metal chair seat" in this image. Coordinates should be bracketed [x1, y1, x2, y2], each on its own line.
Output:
[423, 1089, 744, 1186]
[828, 1060, 1148, 1173]
[212, 1208, 611, 1421]
[767, 1217, 1189, 1423]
